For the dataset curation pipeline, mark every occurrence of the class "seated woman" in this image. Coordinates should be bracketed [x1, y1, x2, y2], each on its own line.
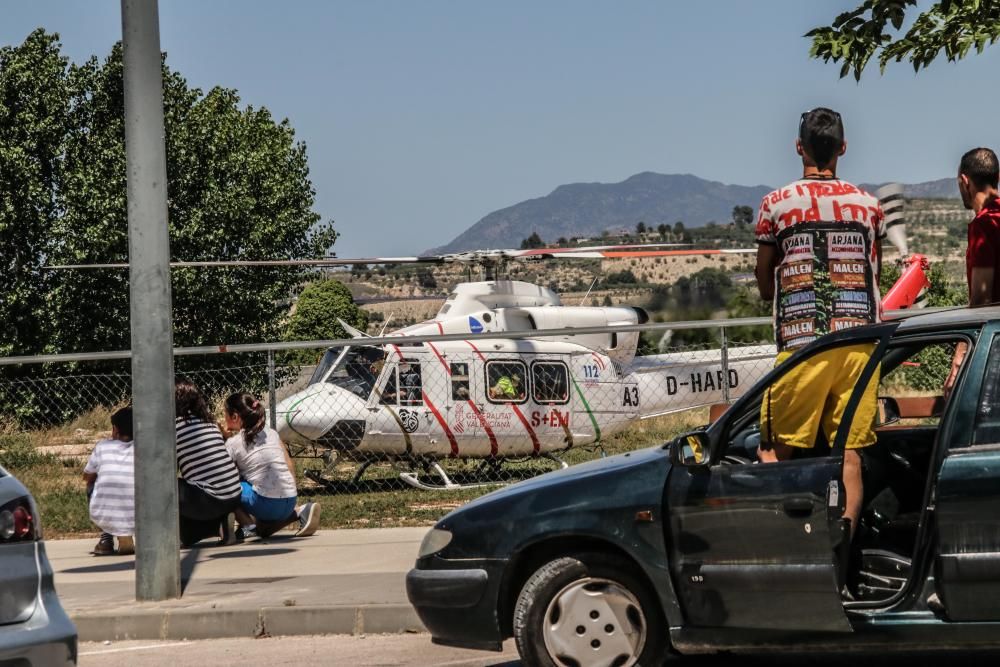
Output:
[223, 392, 320, 539]
[175, 379, 243, 546]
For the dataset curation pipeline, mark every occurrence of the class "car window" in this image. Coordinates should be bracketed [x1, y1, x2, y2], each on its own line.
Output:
[975, 336, 1000, 445]
[877, 339, 964, 428]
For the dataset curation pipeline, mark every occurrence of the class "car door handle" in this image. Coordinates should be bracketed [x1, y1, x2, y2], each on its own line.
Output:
[782, 498, 814, 518]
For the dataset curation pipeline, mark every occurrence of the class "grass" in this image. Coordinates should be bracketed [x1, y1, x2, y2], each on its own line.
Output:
[0, 406, 707, 538]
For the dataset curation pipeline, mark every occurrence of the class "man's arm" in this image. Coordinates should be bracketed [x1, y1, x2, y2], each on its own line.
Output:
[970, 266, 995, 306]
[83, 471, 97, 484]
[755, 244, 778, 301]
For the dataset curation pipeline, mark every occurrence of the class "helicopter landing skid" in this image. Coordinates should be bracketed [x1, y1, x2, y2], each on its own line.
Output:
[399, 463, 492, 491]
[399, 454, 569, 491]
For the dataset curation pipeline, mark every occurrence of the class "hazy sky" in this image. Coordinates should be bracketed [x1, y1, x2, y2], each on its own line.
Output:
[1, 1, 992, 256]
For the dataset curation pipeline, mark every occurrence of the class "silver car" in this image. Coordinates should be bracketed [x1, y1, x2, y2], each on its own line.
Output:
[0, 464, 77, 665]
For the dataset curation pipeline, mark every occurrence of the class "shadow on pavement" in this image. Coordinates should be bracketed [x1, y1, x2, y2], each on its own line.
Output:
[62, 547, 297, 586]
[62, 561, 136, 574]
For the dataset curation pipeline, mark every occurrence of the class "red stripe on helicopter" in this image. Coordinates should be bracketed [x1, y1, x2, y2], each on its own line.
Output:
[426, 342, 449, 374]
[422, 391, 458, 456]
[436, 321, 444, 335]
[464, 340, 486, 361]
[599, 249, 754, 259]
[389, 344, 403, 360]
[466, 401, 499, 457]
[511, 404, 540, 455]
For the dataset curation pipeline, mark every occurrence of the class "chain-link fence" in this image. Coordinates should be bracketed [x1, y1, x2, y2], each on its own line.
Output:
[0, 318, 777, 495]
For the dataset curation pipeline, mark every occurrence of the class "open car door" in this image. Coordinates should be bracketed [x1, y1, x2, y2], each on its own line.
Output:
[665, 330, 892, 633]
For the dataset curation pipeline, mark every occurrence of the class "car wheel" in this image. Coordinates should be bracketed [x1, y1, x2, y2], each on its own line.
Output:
[513, 552, 669, 667]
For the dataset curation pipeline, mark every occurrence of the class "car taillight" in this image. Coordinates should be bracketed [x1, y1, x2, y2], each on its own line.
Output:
[0, 497, 38, 543]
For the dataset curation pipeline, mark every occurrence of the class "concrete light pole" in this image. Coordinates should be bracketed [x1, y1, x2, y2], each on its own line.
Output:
[121, 0, 181, 601]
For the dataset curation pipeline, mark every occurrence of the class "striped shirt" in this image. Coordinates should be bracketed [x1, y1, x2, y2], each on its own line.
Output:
[84, 438, 135, 536]
[175, 418, 242, 500]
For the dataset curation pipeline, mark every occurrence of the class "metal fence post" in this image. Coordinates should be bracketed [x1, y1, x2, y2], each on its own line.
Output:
[720, 325, 731, 403]
[267, 349, 277, 428]
[121, 0, 180, 601]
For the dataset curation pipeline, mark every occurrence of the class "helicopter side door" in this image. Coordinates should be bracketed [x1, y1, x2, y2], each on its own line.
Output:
[443, 357, 489, 457]
[364, 357, 439, 456]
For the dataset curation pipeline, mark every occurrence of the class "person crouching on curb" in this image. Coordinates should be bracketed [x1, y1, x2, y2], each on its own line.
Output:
[83, 406, 136, 556]
[223, 392, 320, 540]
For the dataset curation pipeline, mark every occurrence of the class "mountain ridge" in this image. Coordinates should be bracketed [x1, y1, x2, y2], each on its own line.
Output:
[430, 172, 958, 254]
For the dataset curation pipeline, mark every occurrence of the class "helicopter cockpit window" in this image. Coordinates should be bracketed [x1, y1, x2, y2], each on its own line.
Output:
[487, 360, 528, 404]
[532, 362, 569, 404]
[378, 359, 424, 406]
[450, 362, 470, 401]
[310, 346, 384, 399]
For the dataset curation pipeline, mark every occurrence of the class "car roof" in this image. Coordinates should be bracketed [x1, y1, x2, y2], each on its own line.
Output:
[893, 305, 1000, 332]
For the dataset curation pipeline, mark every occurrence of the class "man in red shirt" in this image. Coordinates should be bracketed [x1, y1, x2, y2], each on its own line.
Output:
[960, 147, 1000, 305]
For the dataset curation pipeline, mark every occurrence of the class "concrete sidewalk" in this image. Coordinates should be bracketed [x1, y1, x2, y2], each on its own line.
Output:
[48, 527, 429, 642]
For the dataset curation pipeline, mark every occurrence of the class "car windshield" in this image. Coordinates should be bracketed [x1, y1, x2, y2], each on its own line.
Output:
[308, 346, 385, 399]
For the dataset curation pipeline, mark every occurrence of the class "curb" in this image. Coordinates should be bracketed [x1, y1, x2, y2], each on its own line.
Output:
[72, 604, 425, 642]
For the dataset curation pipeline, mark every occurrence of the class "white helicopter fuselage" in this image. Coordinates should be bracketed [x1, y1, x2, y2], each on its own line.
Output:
[275, 280, 776, 461]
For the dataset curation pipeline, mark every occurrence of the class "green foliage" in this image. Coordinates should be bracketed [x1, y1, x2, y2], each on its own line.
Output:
[283, 279, 369, 364]
[0, 30, 336, 424]
[0, 30, 69, 358]
[808, 1, 1000, 80]
[520, 232, 545, 249]
[731, 205, 754, 228]
[604, 269, 639, 286]
[0, 433, 58, 469]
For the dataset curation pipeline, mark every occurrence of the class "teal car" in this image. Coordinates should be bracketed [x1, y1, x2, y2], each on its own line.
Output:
[407, 307, 1000, 666]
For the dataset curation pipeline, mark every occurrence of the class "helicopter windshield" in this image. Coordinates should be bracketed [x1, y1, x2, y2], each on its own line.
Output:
[308, 346, 385, 399]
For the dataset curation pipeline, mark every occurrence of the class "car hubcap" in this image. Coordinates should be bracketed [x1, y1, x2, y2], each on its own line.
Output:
[542, 576, 646, 667]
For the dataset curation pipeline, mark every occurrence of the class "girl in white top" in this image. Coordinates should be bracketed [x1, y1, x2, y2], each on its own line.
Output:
[223, 393, 320, 538]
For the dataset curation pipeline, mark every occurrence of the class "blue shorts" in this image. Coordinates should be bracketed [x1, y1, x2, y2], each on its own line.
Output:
[240, 482, 296, 523]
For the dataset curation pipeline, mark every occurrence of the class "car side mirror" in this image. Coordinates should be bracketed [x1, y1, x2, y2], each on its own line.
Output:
[670, 431, 711, 466]
[878, 396, 901, 427]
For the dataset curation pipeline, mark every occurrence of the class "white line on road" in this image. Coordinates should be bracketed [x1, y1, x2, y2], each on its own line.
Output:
[79, 642, 191, 656]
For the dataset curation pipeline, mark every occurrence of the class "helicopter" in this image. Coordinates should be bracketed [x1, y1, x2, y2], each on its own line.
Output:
[274, 185, 927, 490]
[46, 186, 923, 490]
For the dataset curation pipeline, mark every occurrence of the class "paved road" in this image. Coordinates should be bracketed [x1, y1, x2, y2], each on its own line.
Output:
[78, 634, 520, 667]
[78, 634, 1000, 667]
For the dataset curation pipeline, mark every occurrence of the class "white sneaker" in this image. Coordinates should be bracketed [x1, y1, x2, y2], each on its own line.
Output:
[295, 502, 321, 537]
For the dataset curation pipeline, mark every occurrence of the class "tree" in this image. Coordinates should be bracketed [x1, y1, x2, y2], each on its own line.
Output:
[808, 0, 1000, 80]
[0, 30, 337, 424]
[636, 221, 647, 236]
[520, 232, 545, 249]
[731, 205, 754, 229]
[283, 279, 369, 363]
[0, 31, 336, 358]
[673, 221, 686, 237]
[0, 31, 69, 357]
[657, 223, 669, 240]
[416, 268, 438, 290]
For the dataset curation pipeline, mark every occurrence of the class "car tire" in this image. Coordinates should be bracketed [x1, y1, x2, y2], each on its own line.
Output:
[513, 552, 670, 667]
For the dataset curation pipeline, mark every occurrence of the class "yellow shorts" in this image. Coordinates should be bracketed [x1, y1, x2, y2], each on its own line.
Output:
[760, 342, 879, 450]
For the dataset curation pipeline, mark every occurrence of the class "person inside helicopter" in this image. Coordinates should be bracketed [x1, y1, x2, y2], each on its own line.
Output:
[489, 373, 524, 401]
